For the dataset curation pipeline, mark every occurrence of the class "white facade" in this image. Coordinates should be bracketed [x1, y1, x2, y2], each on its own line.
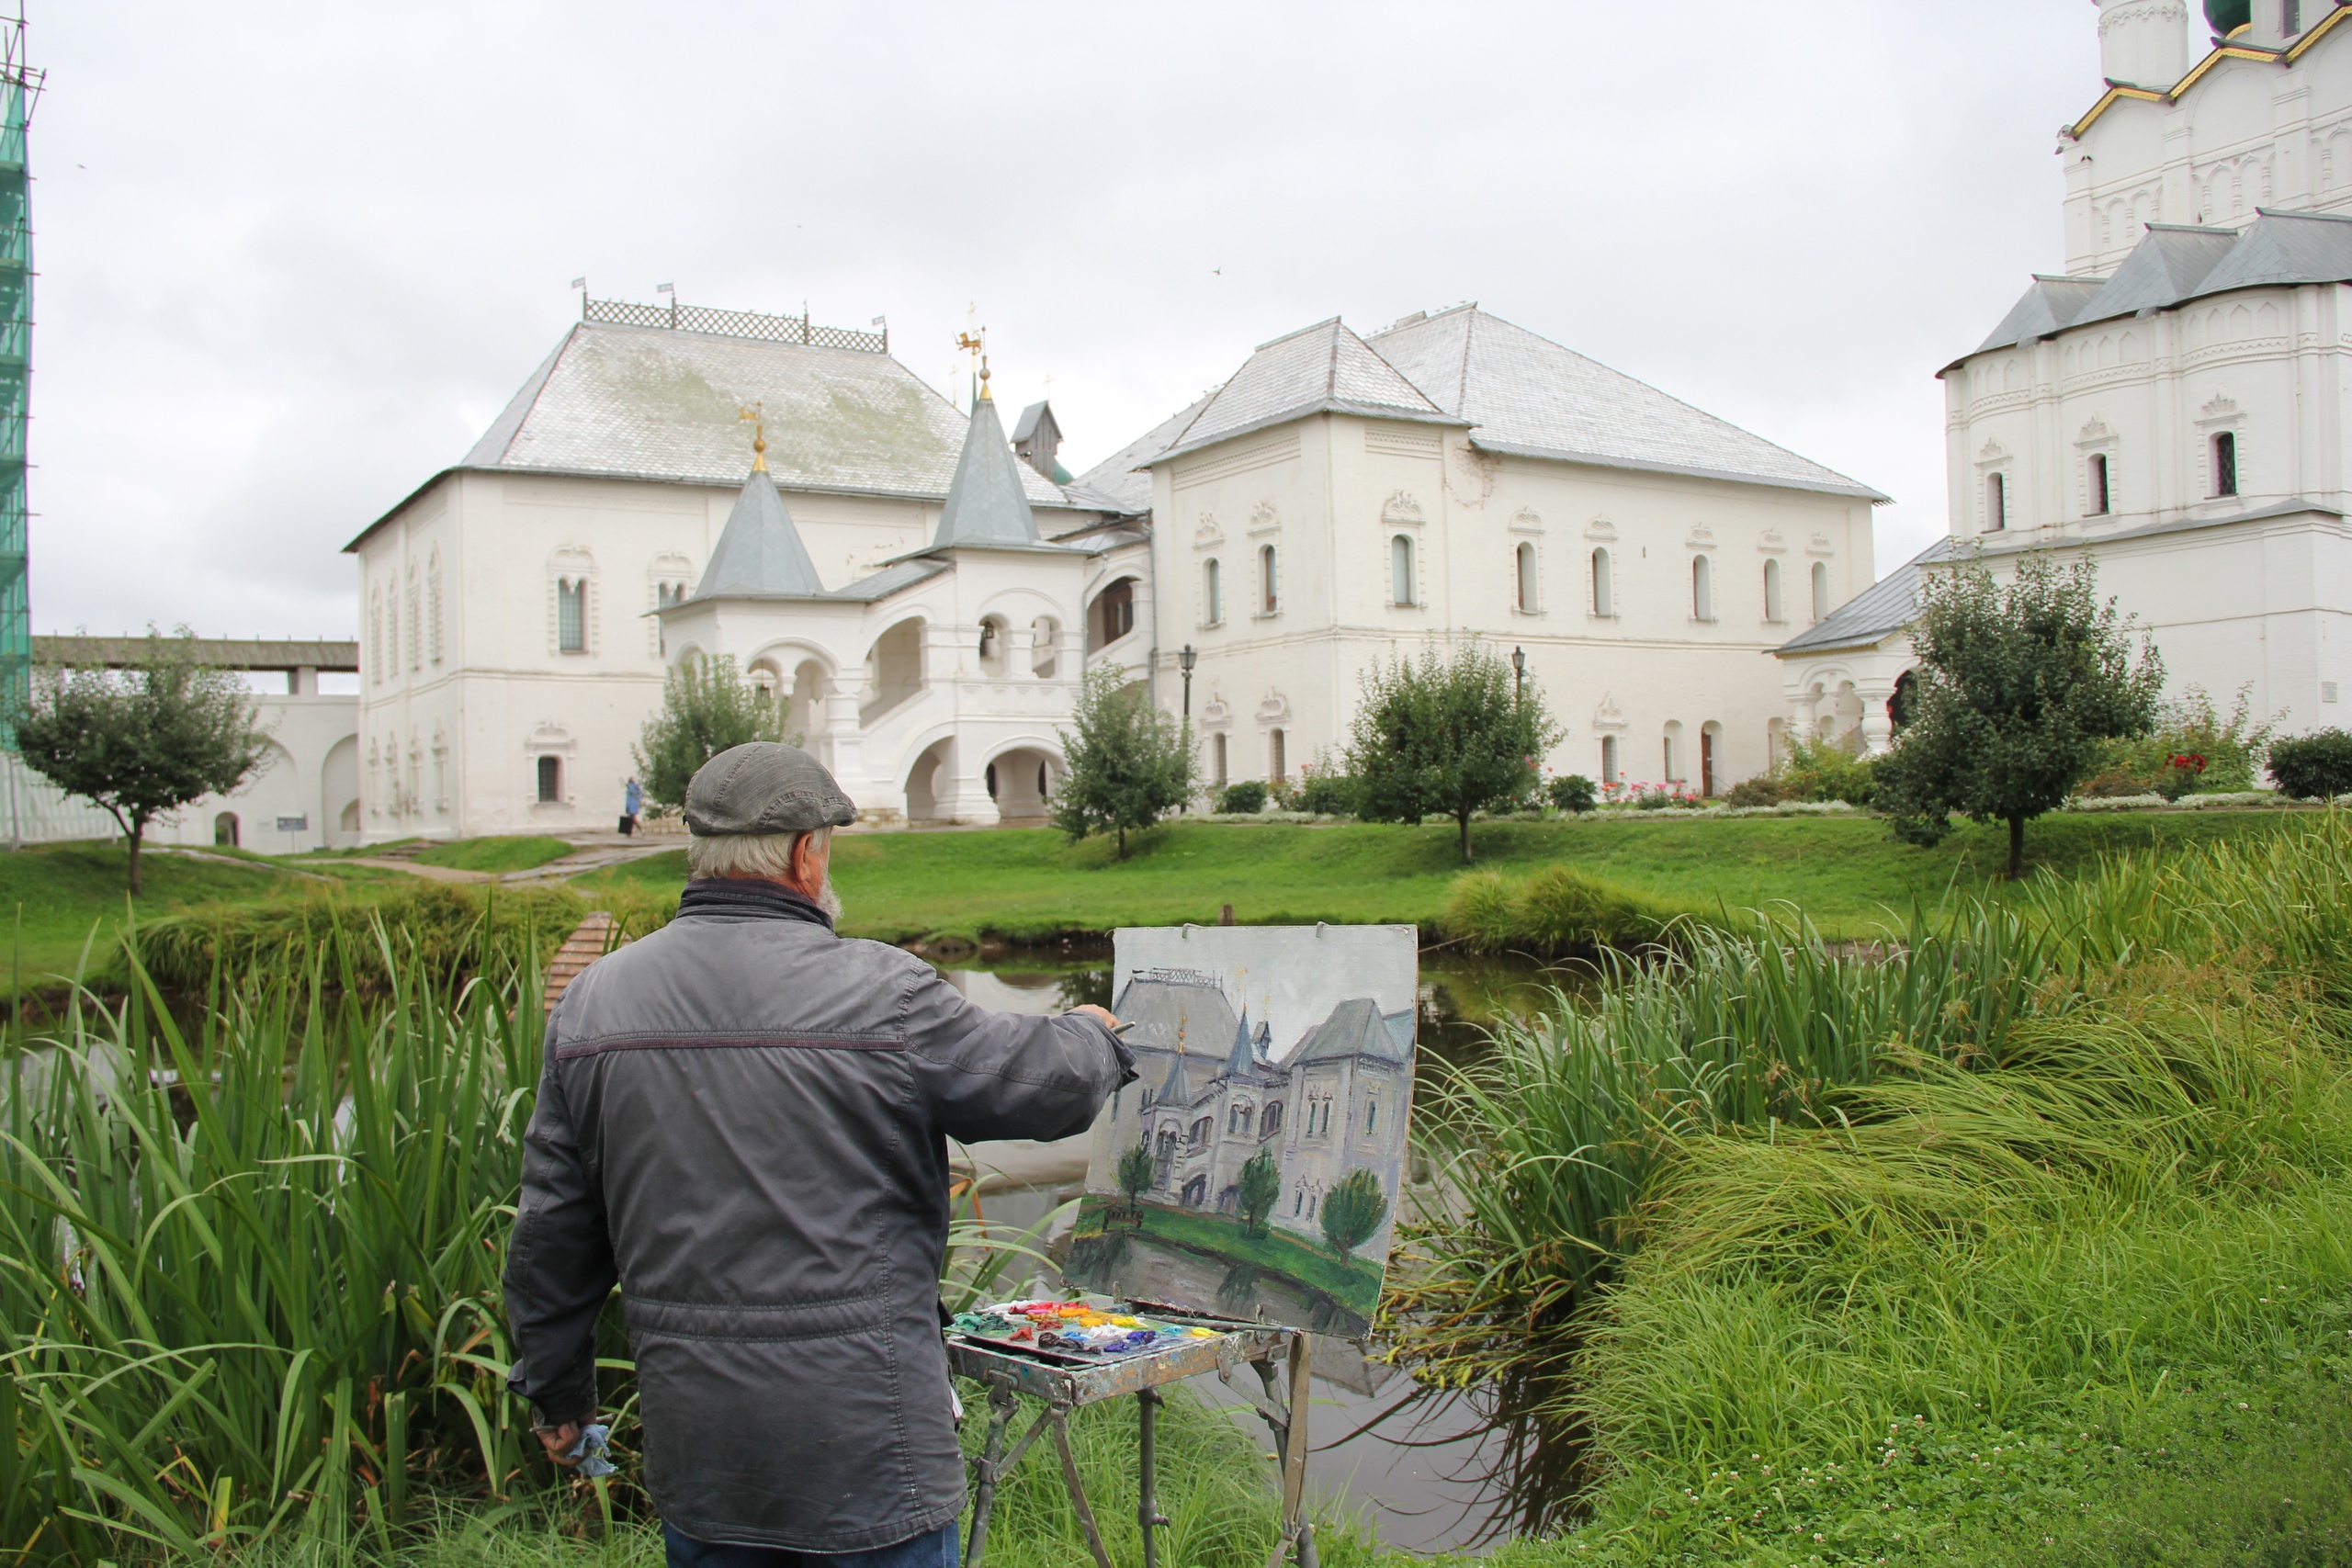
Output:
[1781, 2, 2352, 744]
[356, 300, 1881, 834]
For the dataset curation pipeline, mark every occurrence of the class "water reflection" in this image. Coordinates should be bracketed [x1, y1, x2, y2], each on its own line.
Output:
[932, 946, 1587, 1553]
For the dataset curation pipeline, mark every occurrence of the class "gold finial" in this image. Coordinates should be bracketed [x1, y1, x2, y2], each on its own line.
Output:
[956, 326, 989, 403]
[738, 401, 767, 471]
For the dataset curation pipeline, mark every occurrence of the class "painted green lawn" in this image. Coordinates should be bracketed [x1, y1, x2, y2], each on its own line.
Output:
[409, 834, 574, 874]
[573, 809, 2308, 944]
[0, 840, 407, 991]
[1076, 1196, 1382, 1314]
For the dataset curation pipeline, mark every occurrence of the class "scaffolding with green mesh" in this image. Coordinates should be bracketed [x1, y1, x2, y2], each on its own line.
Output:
[0, 16, 37, 734]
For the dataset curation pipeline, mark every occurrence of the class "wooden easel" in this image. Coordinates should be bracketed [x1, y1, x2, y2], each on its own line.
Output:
[948, 1314, 1317, 1568]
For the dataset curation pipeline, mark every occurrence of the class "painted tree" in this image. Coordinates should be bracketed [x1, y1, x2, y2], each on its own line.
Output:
[1873, 550, 2163, 877]
[1052, 665, 1195, 860]
[1318, 1167, 1390, 1258]
[1344, 639, 1562, 863]
[633, 655, 788, 809]
[1116, 1142, 1155, 1212]
[10, 630, 272, 896]
[1236, 1147, 1281, 1238]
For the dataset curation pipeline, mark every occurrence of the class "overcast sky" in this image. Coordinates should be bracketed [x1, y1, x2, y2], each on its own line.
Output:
[29, 0, 2111, 643]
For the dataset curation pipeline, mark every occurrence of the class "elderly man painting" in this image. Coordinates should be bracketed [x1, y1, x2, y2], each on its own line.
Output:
[503, 742, 1131, 1567]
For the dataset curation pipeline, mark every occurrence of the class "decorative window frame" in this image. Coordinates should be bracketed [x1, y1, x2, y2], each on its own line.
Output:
[1509, 505, 1544, 536]
[1247, 501, 1283, 537]
[648, 552, 693, 657]
[1589, 544, 1618, 622]
[1511, 538, 1544, 617]
[1200, 555, 1225, 631]
[524, 720, 578, 809]
[1973, 439, 2015, 533]
[426, 549, 446, 667]
[2193, 393, 2245, 501]
[2075, 416, 2120, 518]
[548, 546, 598, 657]
[1388, 532, 1419, 610]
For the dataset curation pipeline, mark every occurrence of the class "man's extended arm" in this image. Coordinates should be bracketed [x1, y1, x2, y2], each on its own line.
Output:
[900, 968, 1136, 1145]
[502, 1046, 617, 1436]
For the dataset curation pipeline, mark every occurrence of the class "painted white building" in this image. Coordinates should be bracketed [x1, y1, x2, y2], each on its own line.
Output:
[355, 297, 1880, 836]
[1781, 0, 2352, 747]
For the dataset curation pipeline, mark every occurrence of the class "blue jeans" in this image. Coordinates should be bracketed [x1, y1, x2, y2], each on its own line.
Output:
[662, 1519, 958, 1568]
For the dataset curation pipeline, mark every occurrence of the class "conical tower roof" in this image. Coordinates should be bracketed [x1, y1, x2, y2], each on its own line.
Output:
[933, 386, 1040, 547]
[1157, 1049, 1193, 1106]
[1222, 1010, 1256, 1080]
[689, 463, 826, 601]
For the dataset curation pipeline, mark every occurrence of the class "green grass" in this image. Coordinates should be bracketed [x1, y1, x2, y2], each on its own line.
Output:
[573, 811, 2304, 946]
[408, 835, 576, 874]
[1074, 1197, 1385, 1317]
[0, 840, 410, 991]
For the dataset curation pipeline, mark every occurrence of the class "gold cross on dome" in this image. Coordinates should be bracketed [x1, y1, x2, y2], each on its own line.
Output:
[738, 401, 767, 471]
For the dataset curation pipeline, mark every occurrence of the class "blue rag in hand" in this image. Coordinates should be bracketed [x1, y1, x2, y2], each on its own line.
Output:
[565, 1423, 616, 1478]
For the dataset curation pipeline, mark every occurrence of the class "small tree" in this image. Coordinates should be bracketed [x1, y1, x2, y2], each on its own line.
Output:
[1318, 1167, 1389, 1258]
[1053, 666, 1195, 860]
[2267, 729, 2352, 800]
[9, 630, 272, 895]
[634, 655, 787, 809]
[1344, 639, 1563, 862]
[1874, 550, 2163, 877]
[1236, 1147, 1281, 1238]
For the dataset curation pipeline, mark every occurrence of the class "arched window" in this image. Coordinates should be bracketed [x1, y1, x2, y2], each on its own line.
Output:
[1590, 547, 1612, 616]
[406, 566, 422, 671]
[537, 755, 562, 804]
[1762, 558, 1783, 622]
[1204, 558, 1222, 626]
[1260, 544, 1279, 614]
[1811, 560, 1830, 623]
[1213, 731, 1228, 786]
[1364, 1099, 1377, 1134]
[1986, 471, 2008, 530]
[1391, 534, 1415, 606]
[1600, 734, 1619, 784]
[1516, 542, 1538, 612]
[2087, 452, 2111, 515]
[1270, 728, 1287, 784]
[426, 551, 446, 665]
[1189, 1117, 1211, 1148]
[557, 579, 587, 653]
[1691, 554, 1713, 621]
[2212, 431, 2238, 497]
[1261, 1100, 1283, 1136]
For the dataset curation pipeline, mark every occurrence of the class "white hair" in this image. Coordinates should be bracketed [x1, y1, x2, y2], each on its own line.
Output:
[686, 826, 831, 885]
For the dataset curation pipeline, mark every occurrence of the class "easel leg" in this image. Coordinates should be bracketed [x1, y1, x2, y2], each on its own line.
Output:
[964, 1381, 1019, 1568]
[1047, 1407, 1115, 1568]
[1137, 1387, 1170, 1568]
[1273, 1336, 1317, 1568]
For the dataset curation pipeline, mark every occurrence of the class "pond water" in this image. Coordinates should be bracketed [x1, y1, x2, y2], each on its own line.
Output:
[938, 949, 1574, 1554]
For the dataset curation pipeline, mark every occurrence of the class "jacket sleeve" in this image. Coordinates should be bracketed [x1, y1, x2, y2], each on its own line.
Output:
[899, 964, 1136, 1145]
[502, 1034, 617, 1427]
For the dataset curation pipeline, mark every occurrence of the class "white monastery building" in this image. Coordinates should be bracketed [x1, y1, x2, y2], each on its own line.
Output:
[352, 296, 1882, 839]
[1781, 0, 2352, 740]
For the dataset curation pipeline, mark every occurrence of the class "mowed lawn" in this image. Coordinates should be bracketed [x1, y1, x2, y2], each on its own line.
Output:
[574, 808, 2310, 944]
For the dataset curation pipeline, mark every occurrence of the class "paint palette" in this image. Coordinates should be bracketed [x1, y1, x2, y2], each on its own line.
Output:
[947, 1298, 1223, 1362]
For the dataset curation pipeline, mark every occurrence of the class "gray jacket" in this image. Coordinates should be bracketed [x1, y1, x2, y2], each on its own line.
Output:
[503, 881, 1131, 1552]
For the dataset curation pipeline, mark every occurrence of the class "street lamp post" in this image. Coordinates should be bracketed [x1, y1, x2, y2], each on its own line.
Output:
[1180, 644, 1197, 719]
[1510, 645, 1526, 704]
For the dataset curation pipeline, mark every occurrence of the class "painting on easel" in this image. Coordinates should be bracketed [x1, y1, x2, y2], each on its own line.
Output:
[1063, 924, 1419, 1338]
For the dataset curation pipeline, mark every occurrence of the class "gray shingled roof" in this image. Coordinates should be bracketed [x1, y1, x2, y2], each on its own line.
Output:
[2193, 208, 2352, 293]
[1291, 998, 1415, 1066]
[829, 558, 952, 604]
[1372, 308, 1886, 501]
[1155, 318, 1463, 463]
[1974, 275, 2108, 353]
[2067, 224, 2240, 328]
[1775, 538, 1951, 657]
[684, 466, 827, 602]
[458, 321, 1076, 507]
[933, 393, 1041, 547]
[35, 636, 358, 671]
[1072, 391, 1215, 513]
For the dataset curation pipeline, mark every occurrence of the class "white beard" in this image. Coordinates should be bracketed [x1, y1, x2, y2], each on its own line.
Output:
[815, 876, 844, 923]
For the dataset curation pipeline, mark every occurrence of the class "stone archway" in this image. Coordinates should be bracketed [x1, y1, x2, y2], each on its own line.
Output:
[904, 739, 952, 824]
[985, 746, 1059, 821]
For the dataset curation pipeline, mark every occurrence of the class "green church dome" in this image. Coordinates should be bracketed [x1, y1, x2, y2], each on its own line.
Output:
[2205, 0, 2251, 34]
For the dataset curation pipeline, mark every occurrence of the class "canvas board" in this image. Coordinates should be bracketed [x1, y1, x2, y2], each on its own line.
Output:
[1062, 925, 1419, 1338]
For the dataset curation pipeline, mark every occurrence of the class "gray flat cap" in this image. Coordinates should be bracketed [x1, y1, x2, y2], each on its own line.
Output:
[684, 742, 858, 836]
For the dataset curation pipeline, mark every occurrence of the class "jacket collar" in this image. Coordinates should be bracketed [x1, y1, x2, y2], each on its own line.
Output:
[675, 877, 835, 932]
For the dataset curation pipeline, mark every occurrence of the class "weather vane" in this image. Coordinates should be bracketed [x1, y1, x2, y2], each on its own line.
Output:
[955, 324, 990, 401]
[738, 401, 767, 471]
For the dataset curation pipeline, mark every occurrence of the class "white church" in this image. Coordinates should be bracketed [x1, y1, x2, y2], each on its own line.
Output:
[1781, 0, 2352, 739]
[349, 296, 1883, 836]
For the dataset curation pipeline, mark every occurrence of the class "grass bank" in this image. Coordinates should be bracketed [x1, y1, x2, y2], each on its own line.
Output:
[575, 809, 2302, 946]
[1405, 816, 2352, 1565]
[409, 834, 574, 874]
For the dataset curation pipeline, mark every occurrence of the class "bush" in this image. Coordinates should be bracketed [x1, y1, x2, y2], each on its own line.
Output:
[1215, 780, 1269, 814]
[1280, 758, 1359, 816]
[2090, 684, 2277, 796]
[2267, 728, 2352, 799]
[1722, 773, 1800, 808]
[1777, 732, 1880, 806]
[1545, 773, 1598, 814]
[1441, 863, 1698, 955]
